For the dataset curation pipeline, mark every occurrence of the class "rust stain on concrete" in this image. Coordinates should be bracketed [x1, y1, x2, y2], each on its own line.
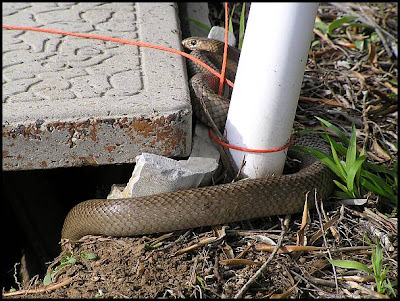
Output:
[104, 145, 116, 152]
[3, 111, 190, 170]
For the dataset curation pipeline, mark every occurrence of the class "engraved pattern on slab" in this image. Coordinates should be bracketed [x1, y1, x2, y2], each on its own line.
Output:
[2, 2, 143, 104]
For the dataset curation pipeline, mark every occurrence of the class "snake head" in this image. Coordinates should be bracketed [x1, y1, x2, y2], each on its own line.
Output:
[182, 37, 202, 51]
[182, 37, 240, 63]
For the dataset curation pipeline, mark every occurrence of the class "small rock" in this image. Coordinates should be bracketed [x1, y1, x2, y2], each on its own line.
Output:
[208, 26, 236, 46]
[107, 184, 125, 199]
[121, 152, 218, 198]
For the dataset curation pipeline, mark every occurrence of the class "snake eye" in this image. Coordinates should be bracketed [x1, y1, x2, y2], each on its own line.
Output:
[190, 40, 197, 47]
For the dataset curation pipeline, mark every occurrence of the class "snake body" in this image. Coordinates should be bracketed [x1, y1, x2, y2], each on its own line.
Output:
[61, 38, 334, 241]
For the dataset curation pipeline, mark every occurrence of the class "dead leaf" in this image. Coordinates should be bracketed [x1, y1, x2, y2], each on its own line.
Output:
[384, 81, 398, 94]
[299, 96, 343, 107]
[367, 42, 377, 65]
[255, 244, 326, 253]
[349, 70, 366, 83]
[366, 151, 386, 163]
[336, 40, 356, 49]
[373, 139, 392, 160]
[296, 194, 310, 246]
[310, 214, 342, 244]
[309, 258, 331, 275]
[175, 236, 219, 255]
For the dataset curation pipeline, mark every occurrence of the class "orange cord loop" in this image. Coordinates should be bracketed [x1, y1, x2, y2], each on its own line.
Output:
[209, 128, 293, 153]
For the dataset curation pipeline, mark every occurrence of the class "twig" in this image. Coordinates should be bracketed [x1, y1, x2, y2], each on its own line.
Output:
[357, 4, 394, 58]
[2, 277, 74, 297]
[233, 156, 246, 182]
[304, 275, 337, 288]
[290, 270, 339, 298]
[361, 91, 371, 149]
[313, 190, 339, 293]
[12, 262, 22, 291]
[234, 215, 290, 298]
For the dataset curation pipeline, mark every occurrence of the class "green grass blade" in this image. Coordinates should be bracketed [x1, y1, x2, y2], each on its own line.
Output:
[80, 252, 98, 260]
[314, 21, 329, 35]
[355, 162, 363, 195]
[345, 125, 358, 169]
[196, 276, 206, 289]
[384, 277, 397, 297]
[362, 178, 386, 198]
[228, 19, 234, 34]
[228, 3, 236, 34]
[361, 170, 397, 200]
[187, 18, 212, 34]
[364, 161, 396, 175]
[318, 130, 347, 155]
[333, 180, 353, 197]
[327, 15, 358, 35]
[238, 3, 246, 49]
[329, 138, 347, 181]
[346, 155, 366, 197]
[328, 259, 372, 274]
[372, 241, 383, 278]
[361, 171, 388, 193]
[328, 137, 348, 155]
[316, 116, 350, 146]
[292, 145, 346, 181]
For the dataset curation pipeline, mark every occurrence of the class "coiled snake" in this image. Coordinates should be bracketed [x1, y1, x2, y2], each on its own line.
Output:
[61, 38, 334, 241]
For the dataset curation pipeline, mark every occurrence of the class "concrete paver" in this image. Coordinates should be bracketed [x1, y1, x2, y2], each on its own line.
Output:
[2, 2, 191, 170]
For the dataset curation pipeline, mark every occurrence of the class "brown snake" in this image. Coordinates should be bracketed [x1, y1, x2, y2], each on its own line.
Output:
[61, 38, 334, 241]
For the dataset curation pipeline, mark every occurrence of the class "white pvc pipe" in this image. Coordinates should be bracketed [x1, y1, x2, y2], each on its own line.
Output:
[225, 2, 319, 178]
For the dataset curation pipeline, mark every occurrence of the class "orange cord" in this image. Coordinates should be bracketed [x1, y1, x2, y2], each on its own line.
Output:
[3, 21, 293, 154]
[2, 24, 234, 89]
[209, 128, 293, 153]
[218, 2, 229, 95]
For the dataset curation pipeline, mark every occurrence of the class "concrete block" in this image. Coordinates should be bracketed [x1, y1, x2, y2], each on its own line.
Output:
[113, 152, 218, 198]
[2, 2, 191, 170]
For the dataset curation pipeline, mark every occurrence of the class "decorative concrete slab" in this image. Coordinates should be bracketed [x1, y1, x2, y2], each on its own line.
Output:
[2, 2, 191, 170]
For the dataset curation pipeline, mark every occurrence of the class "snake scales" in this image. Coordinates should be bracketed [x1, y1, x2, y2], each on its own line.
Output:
[61, 38, 334, 241]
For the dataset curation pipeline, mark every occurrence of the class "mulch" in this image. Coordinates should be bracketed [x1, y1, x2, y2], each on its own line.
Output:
[3, 2, 397, 299]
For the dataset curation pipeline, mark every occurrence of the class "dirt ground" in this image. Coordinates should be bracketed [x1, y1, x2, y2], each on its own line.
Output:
[3, 208, 397, 298]
[2, 2, 397, 299]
